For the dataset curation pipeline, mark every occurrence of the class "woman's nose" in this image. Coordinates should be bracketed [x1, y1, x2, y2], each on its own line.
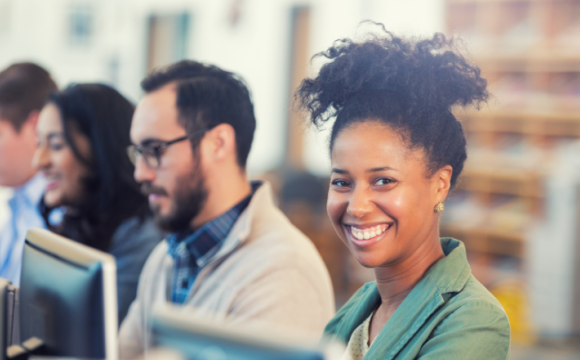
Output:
[32, 145, 50, 170]
[347, 186, 374, 219]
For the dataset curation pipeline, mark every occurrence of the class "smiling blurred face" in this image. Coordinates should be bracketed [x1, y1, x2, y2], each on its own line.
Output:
[328, 121, 445, 269]
[33, 103, 92, 208]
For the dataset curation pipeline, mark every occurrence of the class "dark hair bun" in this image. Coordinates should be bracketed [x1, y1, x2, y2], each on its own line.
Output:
[297, 23, 489, 189]
[300, 25, 487, 128]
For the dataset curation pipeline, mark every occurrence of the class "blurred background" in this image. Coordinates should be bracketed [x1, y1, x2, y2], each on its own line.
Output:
[0, 0, 579, 358]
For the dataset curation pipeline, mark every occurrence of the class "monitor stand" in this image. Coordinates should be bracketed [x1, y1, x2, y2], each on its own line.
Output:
[6, 337, 46, 360]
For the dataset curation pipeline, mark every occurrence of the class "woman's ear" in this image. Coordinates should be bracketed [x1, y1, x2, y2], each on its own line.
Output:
[434, 165, 453, 203]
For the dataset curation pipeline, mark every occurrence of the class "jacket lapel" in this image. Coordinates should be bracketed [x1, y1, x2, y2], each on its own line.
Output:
[333, 283, 382, 345]
[366, 276, 445, 360]
[364, 239, 471, 360]
[187, 181, 267, 297]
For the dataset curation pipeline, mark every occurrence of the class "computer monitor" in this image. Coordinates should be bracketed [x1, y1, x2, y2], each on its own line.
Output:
[0, 278, 10, 360]
[19, 228, 118, 360]
[151, 306, 334, 360]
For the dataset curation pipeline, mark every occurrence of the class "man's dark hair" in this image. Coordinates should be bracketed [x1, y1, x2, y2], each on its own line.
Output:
[0, 62, 58, 131]
[141, 60, 256, 168]
[297, 24, 488, 190]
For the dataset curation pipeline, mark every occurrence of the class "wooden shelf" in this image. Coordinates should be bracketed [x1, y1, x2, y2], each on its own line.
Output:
[457, 110, 580, 137]
[448, 0, 549, 4]
[459, 109, 580, 123]
[445, 0, 579, 264]
[473, 54, 580, 73]
[458, 169, 544, 198]
[441, 224, 525, 258]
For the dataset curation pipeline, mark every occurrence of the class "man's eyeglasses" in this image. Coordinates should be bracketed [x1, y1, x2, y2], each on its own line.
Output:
[127, 128, 207, 169]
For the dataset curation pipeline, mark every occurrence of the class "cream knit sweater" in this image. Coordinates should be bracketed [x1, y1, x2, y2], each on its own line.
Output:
[118, 182, 335, 359]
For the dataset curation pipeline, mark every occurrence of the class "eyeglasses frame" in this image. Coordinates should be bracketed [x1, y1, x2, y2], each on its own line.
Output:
[128, 128, 208, 169]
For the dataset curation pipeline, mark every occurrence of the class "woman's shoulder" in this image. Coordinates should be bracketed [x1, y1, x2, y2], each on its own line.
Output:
[432, 273, 510, 343]
[109, 215, 166, 256]
[413, 274, 510, 359]
[447, 274, 507, 316]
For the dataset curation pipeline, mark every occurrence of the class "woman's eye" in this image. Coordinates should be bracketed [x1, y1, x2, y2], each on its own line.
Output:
[49, 142, 64, 150]
[375, 178, 394, 186]
[331, 179, 350, 187]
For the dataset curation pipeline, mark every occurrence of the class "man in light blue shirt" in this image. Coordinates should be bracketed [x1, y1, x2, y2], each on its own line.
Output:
[0, 174, 45, 285]
[0, 63, 57, 285]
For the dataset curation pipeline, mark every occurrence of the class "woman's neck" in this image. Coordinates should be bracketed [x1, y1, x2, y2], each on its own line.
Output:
[374, 234, 445, 316]
[368, 233, 445, 345]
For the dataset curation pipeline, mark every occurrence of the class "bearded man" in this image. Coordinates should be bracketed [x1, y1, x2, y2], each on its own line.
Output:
[118, 61, 334, 358]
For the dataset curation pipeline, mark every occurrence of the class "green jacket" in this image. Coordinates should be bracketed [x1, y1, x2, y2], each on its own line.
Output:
[324, 238, 510, 360]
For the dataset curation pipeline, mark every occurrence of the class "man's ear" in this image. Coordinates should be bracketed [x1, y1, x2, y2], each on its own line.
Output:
[205, 123, 236, 162]
[433, 164, 453, 204]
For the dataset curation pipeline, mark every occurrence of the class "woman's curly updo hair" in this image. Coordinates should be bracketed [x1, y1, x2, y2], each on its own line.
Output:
[297, 24, 488, 189]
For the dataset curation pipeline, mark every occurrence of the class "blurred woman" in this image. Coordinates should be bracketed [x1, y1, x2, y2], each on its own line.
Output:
[297, 27, 510, 360]
[33, 84, 163, 323]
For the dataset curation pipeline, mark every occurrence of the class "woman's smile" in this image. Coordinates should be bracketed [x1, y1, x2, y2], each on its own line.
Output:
[344, 223, 391, 247]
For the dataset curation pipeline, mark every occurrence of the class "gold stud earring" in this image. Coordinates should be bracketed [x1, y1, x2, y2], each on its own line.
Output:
[434, 202, 444, 213]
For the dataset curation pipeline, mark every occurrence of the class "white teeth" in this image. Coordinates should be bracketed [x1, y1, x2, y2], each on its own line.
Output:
[350, 225, 388, 241]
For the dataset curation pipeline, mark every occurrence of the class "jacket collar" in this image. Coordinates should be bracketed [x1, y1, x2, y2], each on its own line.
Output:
[335, 238, 471, 360]
[192, 180, 271, 268]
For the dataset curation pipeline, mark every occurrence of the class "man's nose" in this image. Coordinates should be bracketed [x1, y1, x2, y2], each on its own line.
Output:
[133, 156, 156, 184]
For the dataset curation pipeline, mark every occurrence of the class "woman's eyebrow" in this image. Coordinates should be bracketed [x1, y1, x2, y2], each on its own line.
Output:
[331, 168, 348, 174]
[367, 166, 396, 173]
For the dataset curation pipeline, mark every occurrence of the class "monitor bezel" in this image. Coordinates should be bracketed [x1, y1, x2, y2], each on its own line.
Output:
[24, 228, 118, 360]
[151, 305, 324, 356]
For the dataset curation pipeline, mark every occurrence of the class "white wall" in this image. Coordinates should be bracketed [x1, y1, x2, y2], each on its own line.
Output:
[0, 0, 444, 178]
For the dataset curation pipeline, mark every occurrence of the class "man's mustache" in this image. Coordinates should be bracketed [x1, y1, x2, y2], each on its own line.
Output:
[141, 182, 168, 197]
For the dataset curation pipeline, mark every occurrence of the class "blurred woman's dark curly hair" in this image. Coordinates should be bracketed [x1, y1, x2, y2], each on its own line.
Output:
[297, 24, 488, 189]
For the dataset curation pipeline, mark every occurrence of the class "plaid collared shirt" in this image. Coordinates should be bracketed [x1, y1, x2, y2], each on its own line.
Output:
[166, 190, 254, 304]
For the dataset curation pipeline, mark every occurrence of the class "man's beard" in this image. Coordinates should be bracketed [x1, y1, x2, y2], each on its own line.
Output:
[141, 167, 208, 233]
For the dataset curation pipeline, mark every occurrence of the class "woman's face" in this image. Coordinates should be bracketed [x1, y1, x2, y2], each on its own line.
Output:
[33, 103, 92, 208]
[328, 121, 451, 269]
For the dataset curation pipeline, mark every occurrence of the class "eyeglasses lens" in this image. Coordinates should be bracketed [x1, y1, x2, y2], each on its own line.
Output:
[127, 146, 160, 169]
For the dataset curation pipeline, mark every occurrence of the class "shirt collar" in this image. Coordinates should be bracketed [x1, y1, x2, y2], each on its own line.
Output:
[167, 182, 259, 266]
[10, 173, 46, 208]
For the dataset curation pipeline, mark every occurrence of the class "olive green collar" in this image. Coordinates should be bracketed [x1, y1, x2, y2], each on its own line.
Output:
[330, 238, 471, 359]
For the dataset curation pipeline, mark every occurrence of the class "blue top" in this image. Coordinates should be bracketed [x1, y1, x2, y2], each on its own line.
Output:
[0, 174, 46, 286]
[166, 182, 258, 304]
[109, 215, 165, 323]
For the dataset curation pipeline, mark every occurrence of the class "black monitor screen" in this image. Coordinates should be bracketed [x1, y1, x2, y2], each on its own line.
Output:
[19, 229, 117, 359]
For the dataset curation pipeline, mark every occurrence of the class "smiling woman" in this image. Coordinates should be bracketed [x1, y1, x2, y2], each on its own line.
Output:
[297, 25, 510, 360]
[32, 84, 165, 323]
